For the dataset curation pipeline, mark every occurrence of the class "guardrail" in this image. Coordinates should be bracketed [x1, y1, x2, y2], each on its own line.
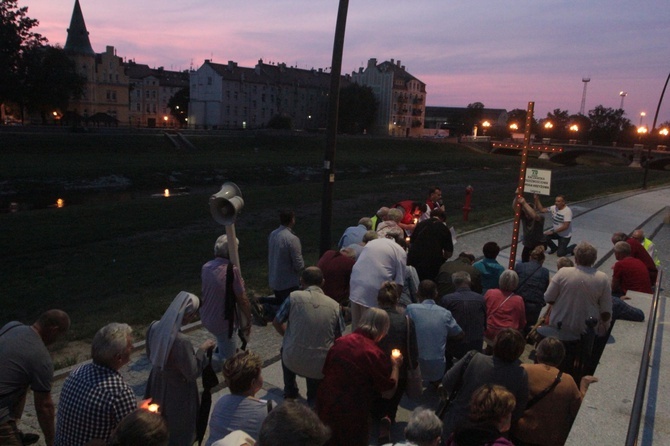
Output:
[625, 269, 664, 445]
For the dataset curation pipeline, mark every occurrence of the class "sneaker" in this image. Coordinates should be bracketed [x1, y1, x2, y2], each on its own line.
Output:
[21, 433, 40, 446]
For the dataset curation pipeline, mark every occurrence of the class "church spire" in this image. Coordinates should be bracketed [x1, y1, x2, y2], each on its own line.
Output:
[64, 0, 94, 55]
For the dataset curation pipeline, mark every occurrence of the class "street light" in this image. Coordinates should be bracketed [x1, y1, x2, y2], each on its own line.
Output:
[544, 121, 553, 129]
[619, 91, 627, 109]
[509, 123, 518, 131]
[570, 124, 579, 132]
[639, 112, 646, 127]
[482, 120, 491, 135]
[660, 128, 669, 136]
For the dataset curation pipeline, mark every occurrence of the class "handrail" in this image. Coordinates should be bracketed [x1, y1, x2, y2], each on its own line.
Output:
[625, 269, 664, 445]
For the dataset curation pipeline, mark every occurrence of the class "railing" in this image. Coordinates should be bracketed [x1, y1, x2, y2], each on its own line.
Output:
[625, 269, 664, 445]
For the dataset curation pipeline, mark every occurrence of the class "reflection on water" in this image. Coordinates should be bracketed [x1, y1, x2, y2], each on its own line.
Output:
[2, 187, 192, 213]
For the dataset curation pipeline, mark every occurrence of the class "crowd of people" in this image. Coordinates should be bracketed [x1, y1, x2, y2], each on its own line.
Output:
[0, 186, 657, 446]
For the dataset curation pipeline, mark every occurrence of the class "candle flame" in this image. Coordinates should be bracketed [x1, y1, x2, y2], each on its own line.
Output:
[56, 198, 64, 208]
[391, 349, 401, 359]
[164, 189, 170, 197]
[148, 403, 159, 413]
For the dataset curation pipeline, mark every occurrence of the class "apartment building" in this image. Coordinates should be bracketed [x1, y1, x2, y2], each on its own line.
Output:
[188, 59, 338, 130]
[351, 58, 426, 137]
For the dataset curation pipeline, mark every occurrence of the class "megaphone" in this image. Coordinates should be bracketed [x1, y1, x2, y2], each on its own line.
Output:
[209, 182, 244, 225]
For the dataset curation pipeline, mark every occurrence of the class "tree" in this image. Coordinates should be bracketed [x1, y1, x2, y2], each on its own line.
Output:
[267, 114, 292, 129]
[0, 0, 46, 104]
[20, 45, 84, 123]
[464, 102, 485, 134]
[337, 83, 377, 134]
[167, 87, 189, 126]
[588, 105, 631, 144]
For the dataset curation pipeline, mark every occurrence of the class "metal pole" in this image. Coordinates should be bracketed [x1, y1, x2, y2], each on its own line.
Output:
[642, 72, 670, 189]
[508, 102, 534, 270]
[320, 0, 350, 255]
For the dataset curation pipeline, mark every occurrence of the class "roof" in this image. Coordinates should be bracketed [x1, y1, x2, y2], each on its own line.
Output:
[64, 0, 94, 56]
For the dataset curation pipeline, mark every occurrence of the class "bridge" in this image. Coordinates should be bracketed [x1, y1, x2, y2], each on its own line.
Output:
[489, 141, 670, 169]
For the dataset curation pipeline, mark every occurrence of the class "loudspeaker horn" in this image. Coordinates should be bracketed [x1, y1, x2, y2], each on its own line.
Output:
[209, 182, 244, 225]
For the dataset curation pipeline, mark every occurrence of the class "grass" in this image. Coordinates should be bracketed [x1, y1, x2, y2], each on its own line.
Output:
[2, 130, 669, 343]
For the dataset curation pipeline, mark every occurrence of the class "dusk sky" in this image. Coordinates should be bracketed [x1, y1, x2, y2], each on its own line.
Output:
[24, 0, 670, 125]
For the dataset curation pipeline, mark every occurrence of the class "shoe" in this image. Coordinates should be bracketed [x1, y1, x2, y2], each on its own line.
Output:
[21, 433, 40, 446]
[250, 301, 268, 327]
[378, 416, 392, 444]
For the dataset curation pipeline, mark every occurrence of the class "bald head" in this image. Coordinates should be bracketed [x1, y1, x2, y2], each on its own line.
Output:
[34, 309, 70, 346]
[632, 229, 645, 243]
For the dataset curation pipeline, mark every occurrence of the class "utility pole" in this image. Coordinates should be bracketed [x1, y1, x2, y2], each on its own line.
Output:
[320, 0, 350, 255]
[579, 77, 590, 115]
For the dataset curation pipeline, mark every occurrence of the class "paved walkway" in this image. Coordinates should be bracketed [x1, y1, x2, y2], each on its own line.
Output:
[17, 186, 670, 445]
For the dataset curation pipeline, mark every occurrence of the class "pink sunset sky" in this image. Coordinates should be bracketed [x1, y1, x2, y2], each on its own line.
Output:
[22, 0, 670, 125]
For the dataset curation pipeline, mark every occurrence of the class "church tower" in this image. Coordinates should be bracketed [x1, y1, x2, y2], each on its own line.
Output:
[63, 0, 130, 124]
[64, 0, 94, 56]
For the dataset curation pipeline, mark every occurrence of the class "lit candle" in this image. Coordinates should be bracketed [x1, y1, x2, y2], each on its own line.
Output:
[148, 403, 159, 413]
[391, 349, 401, 359]
[56, 198, 64, 208]
[164, 189, 170, 197]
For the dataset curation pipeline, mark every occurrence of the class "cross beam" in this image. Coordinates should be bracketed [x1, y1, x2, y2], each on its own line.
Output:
[492, 142, 564, 153]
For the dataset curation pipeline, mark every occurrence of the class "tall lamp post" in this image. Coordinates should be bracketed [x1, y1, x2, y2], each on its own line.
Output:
[639, 112, 646, 127]
[619, 91, 627, 109]
[642, 72, 670, 189]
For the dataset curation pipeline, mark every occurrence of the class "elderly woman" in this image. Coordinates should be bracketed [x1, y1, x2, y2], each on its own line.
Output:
[317, 308, 403, 446]
[484, 270, 526, 350]
[514, 245, 550, 334]
[445, 385, 517, 446]
[206, 351, 269, 444]
[371, 282, 419, 444]
[441, 329, 528, 438]
[109, 410, 169, 446]
[145, 292, 216, 446]
[512, 337, 598, 446]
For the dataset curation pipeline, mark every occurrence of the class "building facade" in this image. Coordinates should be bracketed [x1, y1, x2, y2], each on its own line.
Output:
[351, 58, 426, 137]
[125, 62, 189, 128]
[188, 59, 337, 130]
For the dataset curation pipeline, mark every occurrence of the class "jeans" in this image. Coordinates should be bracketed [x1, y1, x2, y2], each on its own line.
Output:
[281, 353, 321, 406]
[546, 233, 575, 257]
[212, 332, 238, 371]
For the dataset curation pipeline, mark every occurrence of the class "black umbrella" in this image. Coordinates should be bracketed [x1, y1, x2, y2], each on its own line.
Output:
[196, 347, 219, 445]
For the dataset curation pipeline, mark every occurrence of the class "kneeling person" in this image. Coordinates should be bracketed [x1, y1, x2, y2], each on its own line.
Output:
[273, 267, 345, 405]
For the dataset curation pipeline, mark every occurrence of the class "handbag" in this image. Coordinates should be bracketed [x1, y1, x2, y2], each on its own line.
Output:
[404, 316, 423, 399]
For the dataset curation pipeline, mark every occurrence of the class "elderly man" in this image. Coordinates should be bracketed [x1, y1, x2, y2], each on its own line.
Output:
[273, 267, 344, 405]
[407, 208, 453, 282]
[612, 232, 658, 284]
[201, 234, 252, 362]
[632, 229, 661, 266]
[539, 242, 612, 381]
[264, 210, 305, 320]
[436, 252, 483, 296]
[440, 271, 486, 362]
[376, 208, 405, 239]
[534, 194, 575, 257]
[370, 206, 389, 232]
[349, 235, 407, 329]
[611, 241, 652, 296]
[0, 310, 70, 446]
[406, 280, 463, 383]
[337, 217, 372, 249]
[55, 323, 137, 446]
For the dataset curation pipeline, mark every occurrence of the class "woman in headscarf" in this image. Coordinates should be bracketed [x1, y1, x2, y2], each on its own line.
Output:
[145, 291, 216, 446]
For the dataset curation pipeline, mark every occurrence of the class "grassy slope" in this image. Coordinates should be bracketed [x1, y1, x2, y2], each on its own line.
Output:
[2, 131, 668, 341]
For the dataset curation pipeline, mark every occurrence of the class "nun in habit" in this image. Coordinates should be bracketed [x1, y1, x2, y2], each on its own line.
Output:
[145, 291, 216, 446]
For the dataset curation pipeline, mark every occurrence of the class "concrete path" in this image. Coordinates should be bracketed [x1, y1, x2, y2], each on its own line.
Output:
[17, 186, 670, 445]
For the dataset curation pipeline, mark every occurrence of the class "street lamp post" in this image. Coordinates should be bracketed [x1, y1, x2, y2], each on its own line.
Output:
[619, 91, 627, 109]
[639, 112, 646, 127]
[482, 120, 491, 135]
